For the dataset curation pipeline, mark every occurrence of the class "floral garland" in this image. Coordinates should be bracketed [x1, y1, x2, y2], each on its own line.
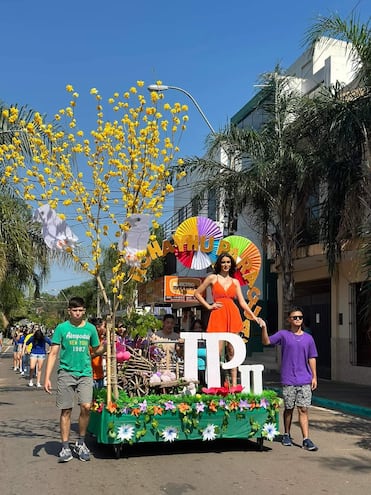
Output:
[91, 389, 281, 443]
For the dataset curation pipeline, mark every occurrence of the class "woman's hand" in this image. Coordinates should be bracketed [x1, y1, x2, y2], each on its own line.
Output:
[256, 317, 266, 328]
[209, 302, 223, 311]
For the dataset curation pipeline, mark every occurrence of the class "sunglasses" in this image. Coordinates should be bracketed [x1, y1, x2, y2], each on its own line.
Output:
[291, 316, 303, 320]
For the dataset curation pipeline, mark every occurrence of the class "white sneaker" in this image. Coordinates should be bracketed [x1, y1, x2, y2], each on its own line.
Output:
[36, 383, 42, 388]
[58, 447, 73, 463]
[73, 442, 91, 461]
[28, 380, 34, 387]
[21, 371, 25, 376]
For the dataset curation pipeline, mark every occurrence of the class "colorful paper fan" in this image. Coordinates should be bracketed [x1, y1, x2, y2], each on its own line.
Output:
[222, 235, 261, 286]
[174, 216, 223, 270]
[240, 242, 262, 286]
[220, 235, 251, 260]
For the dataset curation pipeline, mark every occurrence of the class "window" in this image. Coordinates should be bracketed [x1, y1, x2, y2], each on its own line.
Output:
[350, 282, 371, 367]
[191, 196, 202, 217]
[178, 206, 185, 225]
[208, 189, 216, 221]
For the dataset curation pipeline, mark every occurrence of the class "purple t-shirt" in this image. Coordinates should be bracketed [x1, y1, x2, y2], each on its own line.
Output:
[269, 330, 318, 386]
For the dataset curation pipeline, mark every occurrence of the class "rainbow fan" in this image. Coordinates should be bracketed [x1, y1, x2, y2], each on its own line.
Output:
[222, 235, 261, 286]
[174, 216, 223, 270]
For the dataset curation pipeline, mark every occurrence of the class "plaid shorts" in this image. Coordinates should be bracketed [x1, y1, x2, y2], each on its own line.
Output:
[282, 384, 312, 409]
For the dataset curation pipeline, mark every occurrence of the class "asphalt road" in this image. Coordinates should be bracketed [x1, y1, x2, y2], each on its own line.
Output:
[1, 350, 371, 495]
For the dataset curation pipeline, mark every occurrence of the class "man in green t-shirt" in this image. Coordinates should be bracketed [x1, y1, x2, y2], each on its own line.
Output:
[44, 296, 105, 463]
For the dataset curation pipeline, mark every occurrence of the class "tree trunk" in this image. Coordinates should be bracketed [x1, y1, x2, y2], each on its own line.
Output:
[275, 214, 296, 326]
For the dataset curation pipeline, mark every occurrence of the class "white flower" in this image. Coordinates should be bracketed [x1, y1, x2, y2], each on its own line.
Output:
[161, 426, 178, 442]
[262, 422, 279, 441]
[202, 424, 217, 441]
[117, 424, 135, 442]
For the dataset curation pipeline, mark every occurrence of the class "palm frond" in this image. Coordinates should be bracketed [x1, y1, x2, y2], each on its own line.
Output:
[303, 12, 371, 86]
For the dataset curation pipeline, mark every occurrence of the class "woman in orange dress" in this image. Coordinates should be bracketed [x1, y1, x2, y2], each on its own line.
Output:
[194, 252, 263, 386]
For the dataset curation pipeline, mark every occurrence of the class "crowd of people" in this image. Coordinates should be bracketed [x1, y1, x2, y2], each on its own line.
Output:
[10, 324, 53, 387]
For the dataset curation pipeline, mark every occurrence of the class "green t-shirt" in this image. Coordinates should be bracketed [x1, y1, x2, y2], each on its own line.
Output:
[52, 320, 100, 377]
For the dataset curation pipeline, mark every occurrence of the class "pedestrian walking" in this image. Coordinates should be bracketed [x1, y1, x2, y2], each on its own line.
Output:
[44, 296, 105, 463]
[260, 306, 319, 451]
[21, 328, 34, 377]
[12, 329, 21, 371]
[26, 328, 52, 387]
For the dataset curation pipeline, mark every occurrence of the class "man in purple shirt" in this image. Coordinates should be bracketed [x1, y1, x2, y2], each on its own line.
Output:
[261, 306, 318, 451]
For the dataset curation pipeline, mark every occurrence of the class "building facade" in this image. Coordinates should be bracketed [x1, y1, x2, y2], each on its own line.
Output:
[142, 37, 370, 385]
[231, 37, 369, 385]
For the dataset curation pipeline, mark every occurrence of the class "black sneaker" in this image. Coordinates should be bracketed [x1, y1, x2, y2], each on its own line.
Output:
[281, 433, 292, 446]
[302, 438, 318, 451]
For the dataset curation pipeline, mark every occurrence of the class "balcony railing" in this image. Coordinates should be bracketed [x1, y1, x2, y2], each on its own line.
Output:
[161, 198, 323, 247]
[160, 196, 210, 239]
[300, 203, 323, 246]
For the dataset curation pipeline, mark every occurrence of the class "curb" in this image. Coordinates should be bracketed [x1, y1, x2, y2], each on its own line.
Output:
[312, 396, 371, 419]
[268, 386, 371, 420]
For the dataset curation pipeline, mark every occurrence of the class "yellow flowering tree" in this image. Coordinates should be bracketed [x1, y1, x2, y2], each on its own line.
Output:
[0, 80, 188, 400]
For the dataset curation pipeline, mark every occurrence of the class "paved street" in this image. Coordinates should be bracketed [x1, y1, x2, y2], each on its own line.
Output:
[1, 347, 371, 495]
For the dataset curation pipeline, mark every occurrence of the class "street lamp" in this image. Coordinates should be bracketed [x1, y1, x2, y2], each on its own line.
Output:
[147, 84, 216, 135]
[148, 83, 230, 235]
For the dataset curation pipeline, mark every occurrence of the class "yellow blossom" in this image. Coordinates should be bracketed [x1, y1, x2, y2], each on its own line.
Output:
[0, 80, 188, 303]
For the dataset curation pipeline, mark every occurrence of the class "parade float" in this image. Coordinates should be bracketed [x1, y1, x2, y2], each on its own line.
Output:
[87, 218, 280, 457]
[88, 330, 280, 457]
[89, 387, 280, 458]
[0, 81, 280, 458]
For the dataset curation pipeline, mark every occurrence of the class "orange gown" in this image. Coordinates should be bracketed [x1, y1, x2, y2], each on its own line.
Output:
[206, 280, 243, 333]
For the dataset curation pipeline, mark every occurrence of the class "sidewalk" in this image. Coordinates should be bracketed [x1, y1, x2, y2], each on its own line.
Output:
[263, 369, 371, 419]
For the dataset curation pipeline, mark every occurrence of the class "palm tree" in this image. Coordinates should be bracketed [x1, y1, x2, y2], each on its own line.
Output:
[302, 11, 370, 310]
[183, 13, 370, 324]
[0, 193, 50, 325]
[185, 71, 319, 318]
[0, 102, 65, 323]
[291, 81, 370, 271]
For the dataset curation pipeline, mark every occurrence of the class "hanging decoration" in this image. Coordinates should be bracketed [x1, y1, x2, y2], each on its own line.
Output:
[173, 216, 223, 270]
[33, 204, 78, 251]
[118, 214, 151, 266]
[222, 235, 261, 286]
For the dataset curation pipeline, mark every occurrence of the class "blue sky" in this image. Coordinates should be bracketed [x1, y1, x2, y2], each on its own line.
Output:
[1, 0, 368, 293]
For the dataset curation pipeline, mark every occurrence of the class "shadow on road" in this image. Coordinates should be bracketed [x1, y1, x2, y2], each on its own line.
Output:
[0, 417, 59, 439]
[313, 453, 371, 473]
[311, 415, 371, 450]
[0, 385, 41, 393]
[33, 440, 61, 458]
